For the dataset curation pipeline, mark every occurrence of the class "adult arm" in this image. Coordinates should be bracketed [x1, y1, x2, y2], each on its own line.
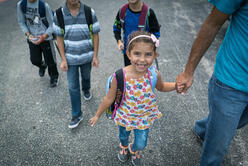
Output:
[176, 6, 230, 94]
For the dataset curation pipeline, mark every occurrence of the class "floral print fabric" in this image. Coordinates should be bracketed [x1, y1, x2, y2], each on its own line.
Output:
[114, 71, 162, 131]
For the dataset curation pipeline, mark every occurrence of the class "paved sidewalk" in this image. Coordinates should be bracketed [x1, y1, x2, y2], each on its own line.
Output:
[0, 0, 247, 165]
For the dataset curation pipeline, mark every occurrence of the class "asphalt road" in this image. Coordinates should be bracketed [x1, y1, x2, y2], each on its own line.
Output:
[0, 0, 247, 166]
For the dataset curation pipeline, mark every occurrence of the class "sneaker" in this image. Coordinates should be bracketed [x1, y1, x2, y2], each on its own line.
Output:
[118, 143, 129, 162]
[39, 62, 47, 77]
[191, 128, 204, 145]
[50, 77, 59, 88]
[68, 116, 83, 129]
[129, 143, 141, 166]
[84, 91, 92, 101]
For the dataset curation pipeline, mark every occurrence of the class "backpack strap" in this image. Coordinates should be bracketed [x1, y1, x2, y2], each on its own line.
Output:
[84, 4, 93, 29]
[84, 4, 94, 46]
[138, 2, 149, 31]
[112, 68, 125, 119]
[38, 0, 45, 18]
[20, 0, 27, 14]
[20, 0, 45, 18]
[119, 3, 129, 29]
[119, 2, 149, 31]
[55, 7, 65, 36]
[147, 66, 157, 91]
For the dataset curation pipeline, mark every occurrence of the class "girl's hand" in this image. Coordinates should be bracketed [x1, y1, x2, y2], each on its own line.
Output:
[89, 116, 99, 127]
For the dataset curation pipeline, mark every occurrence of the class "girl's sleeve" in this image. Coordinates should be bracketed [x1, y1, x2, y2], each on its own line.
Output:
[148, 8, 160, 39]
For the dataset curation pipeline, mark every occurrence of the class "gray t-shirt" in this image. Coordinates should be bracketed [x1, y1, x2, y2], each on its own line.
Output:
[17, 0, 54, 40]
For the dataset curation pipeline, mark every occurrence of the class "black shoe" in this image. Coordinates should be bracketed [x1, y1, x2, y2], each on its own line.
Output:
[84, 91, 92, 101]
[50, 77, 59, 88]
[68, 116, 83, 129]
[39, 63, 47, 77]
[191, 128, 204, 145]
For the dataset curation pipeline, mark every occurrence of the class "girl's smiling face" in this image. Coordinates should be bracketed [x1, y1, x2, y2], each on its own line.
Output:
[127, 41, 158, 73]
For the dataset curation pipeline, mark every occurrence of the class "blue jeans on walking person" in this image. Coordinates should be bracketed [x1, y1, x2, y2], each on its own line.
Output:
[194, 74, 248, 166]
[67, 62, 92, 119]
[119, 126, 149, 152]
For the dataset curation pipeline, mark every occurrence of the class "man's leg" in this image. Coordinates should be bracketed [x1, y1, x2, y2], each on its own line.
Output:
[80, 62, 92, 100]
[237, 106, 248, 129]
[67, 65, 83, 128]
[41, 40, 59, 86]
[27, 41, 46, 76]
[199, 75, 248, 166]
[194, 76, 215, 140]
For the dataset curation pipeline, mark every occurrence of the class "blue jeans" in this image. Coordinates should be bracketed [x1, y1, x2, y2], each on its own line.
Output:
[194, 74, 248, 166]
[67, 63, 92, 119]
[119, 126, 149, 152]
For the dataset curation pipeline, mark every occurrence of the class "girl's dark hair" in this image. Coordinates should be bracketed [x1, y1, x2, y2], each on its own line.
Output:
[127, 31, 156, 52]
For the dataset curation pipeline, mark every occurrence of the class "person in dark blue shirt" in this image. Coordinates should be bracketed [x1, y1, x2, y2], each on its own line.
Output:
[113, 0, 160, 66]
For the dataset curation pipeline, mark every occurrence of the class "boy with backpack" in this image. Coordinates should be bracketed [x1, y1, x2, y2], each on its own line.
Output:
[113, 0, 160, 66]
[53, 0, 100, 129]
[17, 0, 59, 87]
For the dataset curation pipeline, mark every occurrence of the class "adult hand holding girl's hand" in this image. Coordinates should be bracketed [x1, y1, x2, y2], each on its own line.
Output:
[176, 71, 194, 94]
[89, 116, 99, 127]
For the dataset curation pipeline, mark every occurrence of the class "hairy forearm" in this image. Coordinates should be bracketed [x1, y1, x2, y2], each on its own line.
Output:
[185, 22, 220, 75]
[184, 7, 228, 75]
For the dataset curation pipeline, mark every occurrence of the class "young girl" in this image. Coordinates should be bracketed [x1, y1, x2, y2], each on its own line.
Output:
[89, 31, 176, 166]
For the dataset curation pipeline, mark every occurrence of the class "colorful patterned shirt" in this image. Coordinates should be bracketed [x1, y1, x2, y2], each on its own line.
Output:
[114, 71, 162, 131]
